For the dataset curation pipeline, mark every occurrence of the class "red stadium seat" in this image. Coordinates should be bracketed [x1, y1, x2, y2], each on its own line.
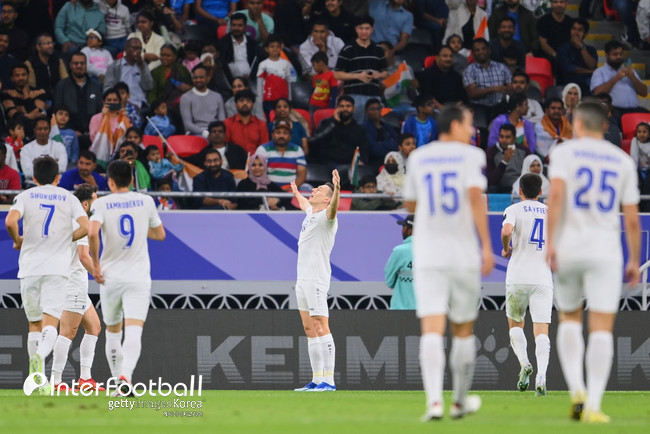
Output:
[621, 138, 632, 155]
[621, 113, 650, 140]
[603, 0, 620, 20]
[141, 135, 164, 155]
[217, 25, 227, 39]
[269, 109, 313, 135]
[313, 109, 336, 129]
[526, 57, 554, 95]
[424, 56, 436, 69]
[166, 135, 208, 158]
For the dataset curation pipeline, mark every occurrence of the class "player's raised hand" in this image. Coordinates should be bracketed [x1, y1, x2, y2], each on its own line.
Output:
[481, 246, 494, 276]
[12, 236, 23, 251]
[624, 261, 641, 287]
[332, 169, 340, 189]
[290, 180, 300, 196]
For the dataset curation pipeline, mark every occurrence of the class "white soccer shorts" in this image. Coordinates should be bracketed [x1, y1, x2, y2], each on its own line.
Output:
[99, 281, 152, 326]
[295, 280, 329, 317]
[414, 268, 481, 323]
[505, 284, 553, 323]
[20, 275, 68, 322]
[554, 261, 622, 314]
[63, 271, 92, 315]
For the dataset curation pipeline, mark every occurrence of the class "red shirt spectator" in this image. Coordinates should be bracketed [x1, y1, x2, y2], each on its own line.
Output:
[224, 89, 270, 154]
[0, 144, 21, 204]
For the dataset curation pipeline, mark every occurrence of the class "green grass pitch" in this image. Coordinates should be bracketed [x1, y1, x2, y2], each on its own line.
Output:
[0, 390, 648, 434]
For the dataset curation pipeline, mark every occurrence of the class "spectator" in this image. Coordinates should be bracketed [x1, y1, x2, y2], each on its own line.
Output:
[637, 0, 650, 49]
[21, 116, 68, 183]
[53, 52, 103, 147]
[11, 0, 53, 50]
[321, 0, 356, 43]
[416, 0, 450, 53]
[0, 2, 29, 60]
[1, 64, 47, 135]
[0, 144, 20, 203]
[236, 153, 288, 210]
[192, 148, 237, 209]
[556, 18, 597, 95]
[615, 0, 641, 49]
[444, 0, 489, 50]
[180, 40, 202, 73]
[255, 120, 307, 188]
[58, 149, 108, 190]
[114, 81, 143, 129]
[445, 33, 469, 74]
[97, 0, 131, 57]
[537, 0, 573, 61]
[334, 15, 388, 123]
[270, 98, 309, 154]
[488, 94, 536, 151]
[309, 51, 339, 110]
[4, 118, 24, 166]
[53, 105, 80, 164]
[488, 0, 538, 53]
[224, 89, 269, 154]
[224, 76, 265, 119]
[416, 45, 468, 110]
[81, 29, 113, 82]
[217, 12, 258, 79]
[273, 0, 315, 53]
[378, 40, 415, 117]
[401, 94, 439, 147]
[144, 144, 184, 187]
[508, 71, 544, 123]
[376, 151, 405, 196]
[562, 83, 581, 123]
[148, 43, 192, 110]
[257, 34, 292, 117]
[144, 100, 176, 138]
[631, 122, 650, 172]
[463, 38, 512, 128]
[534, 97, 572, 159]
[232, 0, 274, 42]
[397, 132, 415, 168]
[511, 154, 550, 199]
[104, 38, 154, 110]
[128, 11, 165, 71]
[490, 16, 526, 73]
[148, 0, 184, 36]
[153, 178, 179, 210]
[0, 29, 18, 85]
[89, 88, 132, 142]
[594, 92, 623, 148]
[186, 120, 248, 170]
[199, 45, 234, 100]
[195, 0, 238, 29]
[25, 34, 68, 101]
[351, 174, 399, 210]
[54, 0, 106, 56]
[370, 0, 414, 53]
[363, 98, 399, 168]
[113, 141, 151, 190]
[591, 40, 649, 123]
[179, 64, 226, 136]
[384, 214, 415, 309]
[300, 20, 345, 76]
[486, 123, 531, 193]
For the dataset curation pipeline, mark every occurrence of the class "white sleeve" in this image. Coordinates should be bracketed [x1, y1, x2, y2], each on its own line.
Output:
[621, 157, 641, 206]
[89, 199, 104, 225]
[70, 195, 86, 221]
[502, 206, 517, 227]
[76, 235, 89, 247]
[20, 146, 34, 180]
[147, 195, 163, 228]
[9, 191, 25, 216]
[466, 149, 487, 191]
[56, 143, 68, 172]
[4, 144, 18, 172]
[548, 147, 568, 181]
[403, 156, 418, 201]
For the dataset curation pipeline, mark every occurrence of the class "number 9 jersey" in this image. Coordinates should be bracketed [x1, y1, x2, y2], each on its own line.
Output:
[548, 137, 639, 265]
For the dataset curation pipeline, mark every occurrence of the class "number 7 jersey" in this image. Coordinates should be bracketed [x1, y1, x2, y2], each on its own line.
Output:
[90, 191, 162, 283]
[548, 138, 639, 265]
[404, 141, 487, 270]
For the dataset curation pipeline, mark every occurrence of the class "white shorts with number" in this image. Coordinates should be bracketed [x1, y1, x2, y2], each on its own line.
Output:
[99, 281, 152, 326]
[554, 261, 622, 314]
[63, 270, 92, 315]
[295, 280, 329, 317]
[505, 284, 553, 323]
[20, 275, 67, 322]
[414, 268, 481, 323]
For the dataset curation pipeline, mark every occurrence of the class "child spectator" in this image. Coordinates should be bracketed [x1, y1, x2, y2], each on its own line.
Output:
[631, 122, 650, 211]
[401, 94, 439, 147]
[144, 144, 183, 187]
[125, 126, 144, 149]
[114, 82, 143, 128]
[376, 151, 406, 197]
[309, 51, 338, 111]
[397, 133, 415, 169]
[153, 178, 179, 210]
[81, 29, 113, 82]
[98, 0, 131, 57]
[351, 174, 399, 210]
[53, 106, 80, 164]
[446, 34, 469, 75]
[144, 100, 176, 138]
[257, 34, 292, 118]
[181, 40, 202, 73]
[5, 118, 25, 163]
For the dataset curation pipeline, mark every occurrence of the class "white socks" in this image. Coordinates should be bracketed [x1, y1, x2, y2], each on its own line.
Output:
[450, 336, 476, 405]
[51, 336, 72, 385]
[509, 327, 529, 367]
[50, 333, 99, 384]
[80, 334, 98, 380]
[105, 330, 124, 379]
[420, 333, 445, 407]
[586, 331, 613, 412]
[121, 326, 143, 382]
[535, 334, 550, 382]
[27, 332, 40, 357]
[557, 321, 586, 395]
[321, 334, 336, 385]
[36, 325, 58, 362]
[307, 337, 324, 384]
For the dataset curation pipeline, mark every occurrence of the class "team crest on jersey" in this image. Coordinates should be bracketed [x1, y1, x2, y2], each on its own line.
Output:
[301, 216, 316, 232]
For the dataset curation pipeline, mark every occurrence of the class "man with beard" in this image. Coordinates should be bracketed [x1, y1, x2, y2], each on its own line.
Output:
[217, 13, 258, 79]
[506, 71, 544, 123]
[186, 121, 248, 171]
[488, 0, 538, 54]
[224, 89, 269, 155]
[591, 40, 649, 124]
[104, 38, 153, 111]
[25, 34, 69, 102]
[54, 52, 103, 149]
[58, 150, 108, 191]
[534, 97, 573, 160]
[256, 120, 307, 188]
[416, 45, 468, 111]
[20, 117, 68, 185]
[192, 148, 237, 210]
[180, 65, 226, 136]
[54, 0, 106, 56]
[537, 0, 573, 61]
[0, 2, 28, 60]
[1, 64, 47, 135]
[490, 17, 526, 73]
[556, 18, 597, 96]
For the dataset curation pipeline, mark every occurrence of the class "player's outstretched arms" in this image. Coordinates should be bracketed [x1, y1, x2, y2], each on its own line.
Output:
[326, 170, 341, 221]
[72, 216, 89, 241]
[622, 204, 641, 286]
[5, 210, 22, 250]
[545, 178, 566, 271]
[290, 180, 310, 211]
[148, 224, 166, 241]
[469, 187, 494, 275]
[501, 223, 513, 258]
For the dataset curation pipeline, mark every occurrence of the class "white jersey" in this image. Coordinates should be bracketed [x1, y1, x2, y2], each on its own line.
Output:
[10, 184, 86, 278]
[70, 232, 89, 277]
[404, 141, 487, 269]
[549, 138, 639, 265]
[502, 200, 553, 286]
[90, 192, 162, 283]
[296, 207, 338, 283]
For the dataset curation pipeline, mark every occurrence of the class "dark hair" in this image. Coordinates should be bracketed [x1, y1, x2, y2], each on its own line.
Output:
[519, 173, 542, 199]
[33, 156, 59, 185]
[512, 71, 530, 83]
[70, 51, 86, 63]
[230, 12, 247, 24]
[33, 116, 50, 129]
[53, 105, 70, 115]
[574, 99, 608, 132]
[181, 39, 200, 54]
[499, 123, 516, 137]
[107, 160, 133, 188]
[8, 117, 26, 130]
[35, 33, 53, 46]
[204, 148, 222, 161]
[1, 2, 16, 12]
[311, 19, 329, 30]
[0, 28, 9, 38]
[499, 16, 516, 27]
[144, 144, 160, 158]
[359, 174, 377, 187]
[594, 92, 612, 105]
[137, 10, 154, 23]
[160, 43, 178, 56]
[414, 93, 433, 109]
[311, 51, 328, 65]
[471, 37, 490, 50]
[445, 34, 462, 45]
[235, 88, 256, 102]
[231, 76, 249, 87]
[438, 44, 453, 54]
[151, 99, 166, 112]
[192, 63, 208, 74]
[0, 144, 6, 156]
[573, 17, 590, 35]
[508, 93, 527, 112]
[337, 95, 355, 106]
[78, 149, 97, 162]
[125, 126, 143, 139]
[113, 81, 131, 95]
[355, 15, 374, 27]
[11, 63, 28, 76]
[604, 39, 624, 54]
[208, 120, 225, 132]
[264, 34, 284, 47]
[73, 183, 98, 203]
[398, 132, 415, 146]
[274, 98, 292, 110]
[365, 98, 381, 111]
[437, 104, 467, 135]
[102, 88, 119, 101]
[545, 97, 564, 110]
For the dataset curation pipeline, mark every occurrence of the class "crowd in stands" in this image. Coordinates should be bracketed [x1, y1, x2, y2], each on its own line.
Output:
[0, 0, 650, 211]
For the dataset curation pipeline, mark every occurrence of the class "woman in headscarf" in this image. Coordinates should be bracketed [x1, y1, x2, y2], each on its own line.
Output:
[511, 154, 550, 199]
[562, 83, 581, 123]
[236, 153, 288, 210]
[376, 151, 406, 197]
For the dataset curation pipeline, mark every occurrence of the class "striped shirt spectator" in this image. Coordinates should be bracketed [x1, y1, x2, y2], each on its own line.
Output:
[255, 120, 306, 187]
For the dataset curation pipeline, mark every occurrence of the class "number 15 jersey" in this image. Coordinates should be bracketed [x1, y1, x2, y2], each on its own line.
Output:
[90, 192, 162, 283]
[404, 142, 487, 270]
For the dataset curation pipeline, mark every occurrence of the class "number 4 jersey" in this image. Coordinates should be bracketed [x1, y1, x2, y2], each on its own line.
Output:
[548, 138, 639, 265]
[90, 192, 162, 283]
[404, 141, 487, 270]
[502, 200, 553, 287]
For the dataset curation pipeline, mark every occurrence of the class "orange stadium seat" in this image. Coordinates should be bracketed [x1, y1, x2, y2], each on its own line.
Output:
[166, 135, 207, 158]
[621, 113, 650, 140]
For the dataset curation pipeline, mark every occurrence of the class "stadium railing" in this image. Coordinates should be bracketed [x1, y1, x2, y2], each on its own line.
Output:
[638, 260, 650, 311]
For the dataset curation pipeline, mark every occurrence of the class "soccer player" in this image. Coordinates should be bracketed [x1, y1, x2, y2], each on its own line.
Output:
[4, 156, 88, 384]
[546, 100, 641, 423]
[88, 160, 165, 395]
[501, 173, 553, 396]
[290, 170, 340, 392]
[50, 184, 104, 392]
[404, 105, 494, 420]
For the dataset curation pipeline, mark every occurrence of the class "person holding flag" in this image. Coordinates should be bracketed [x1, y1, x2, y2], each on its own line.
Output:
[444, 0, 490, 50]
[89, 88, 131, 168]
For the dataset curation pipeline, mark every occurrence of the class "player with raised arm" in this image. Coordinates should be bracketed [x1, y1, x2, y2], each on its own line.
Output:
[290, 170, 340, 392]
[403, 105, 494, 421]
[88, 160, 165, 396]
[546, 100, 641, 423]
[50, 184, 105, 392]
[501, 173, 553, 396]
[4, 156, 88, 387]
